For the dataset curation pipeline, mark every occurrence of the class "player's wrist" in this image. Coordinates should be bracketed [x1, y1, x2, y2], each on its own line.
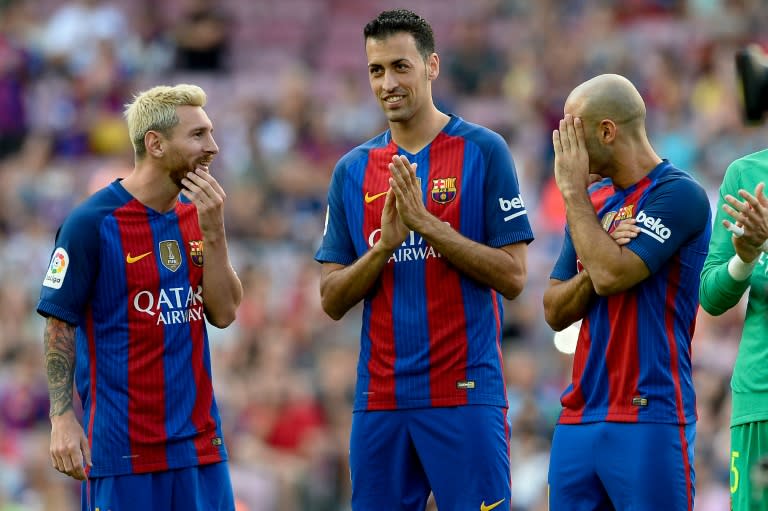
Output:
[559, 182, 590, 201]
[373, 238, 399, 255]
[404, 210, 435, 236]
[727, 254, 757, 281]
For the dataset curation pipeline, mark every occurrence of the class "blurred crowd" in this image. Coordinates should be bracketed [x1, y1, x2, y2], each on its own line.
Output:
[0, 0, 767, 509]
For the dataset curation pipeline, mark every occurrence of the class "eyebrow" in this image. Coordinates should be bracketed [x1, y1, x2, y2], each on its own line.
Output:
[369, 58, 410, 68]
[189, 125, 213, 134]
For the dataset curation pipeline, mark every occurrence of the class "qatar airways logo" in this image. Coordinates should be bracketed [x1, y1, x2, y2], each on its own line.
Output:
[635, 210, 672, 243]
[132, 285, 204, 326]
[368, 228, 444, 263]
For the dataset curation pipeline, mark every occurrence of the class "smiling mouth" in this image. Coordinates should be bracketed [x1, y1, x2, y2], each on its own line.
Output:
[383, 95, 405, 104]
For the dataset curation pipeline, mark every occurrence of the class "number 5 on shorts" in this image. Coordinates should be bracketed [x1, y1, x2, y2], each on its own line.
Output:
[731, 450, 740, 494]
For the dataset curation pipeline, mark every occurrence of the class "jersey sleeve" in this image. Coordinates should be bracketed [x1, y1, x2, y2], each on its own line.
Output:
[699, 160, 752, 315]
[37, 207, 102, 325]
[314, 161, 357, 265]
[483, 132, 534, 247]
[625, 176, 710, 274]
[550, 226, 580, 281]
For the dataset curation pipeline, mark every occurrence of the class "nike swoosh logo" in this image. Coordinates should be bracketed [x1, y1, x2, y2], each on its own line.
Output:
[364, 190, 388, 204]
[126, 251, 152, 264]
[480, 499, 505, 511]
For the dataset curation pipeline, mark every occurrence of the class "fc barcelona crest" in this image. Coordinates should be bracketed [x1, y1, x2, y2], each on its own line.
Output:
[601, 211, 617, 231]
[159, 240, 182, 272]
[431, 177, 457, 204]
[601, 204, 635, 232]
[189, 240, 204, 267]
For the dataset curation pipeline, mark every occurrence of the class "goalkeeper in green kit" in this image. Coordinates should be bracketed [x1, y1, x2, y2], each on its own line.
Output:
[699, 148, 768, 511]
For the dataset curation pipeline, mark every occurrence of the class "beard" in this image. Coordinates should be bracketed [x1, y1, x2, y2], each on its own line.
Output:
[584, 139, 611, 177]
[164, 151, 197, 189]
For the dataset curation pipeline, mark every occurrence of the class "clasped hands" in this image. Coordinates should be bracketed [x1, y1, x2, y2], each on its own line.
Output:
[378, 155, 427, 251]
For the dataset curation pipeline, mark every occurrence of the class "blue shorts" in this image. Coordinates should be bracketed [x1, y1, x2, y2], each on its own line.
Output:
[548, 422, 695, 511]
[82, 462, 234, 511]
[350, 405, 511, 511]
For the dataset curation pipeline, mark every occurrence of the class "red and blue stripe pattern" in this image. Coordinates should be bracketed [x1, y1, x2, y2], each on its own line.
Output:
[318, 115, 533, 411]
[39, 181, 226, 477]
[554, 163, 710, 426]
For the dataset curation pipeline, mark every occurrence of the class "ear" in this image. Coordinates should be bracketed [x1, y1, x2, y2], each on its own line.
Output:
[144, 131, 164, 158]
[599, 119, 617, 143]
[427, 52, 439, 81]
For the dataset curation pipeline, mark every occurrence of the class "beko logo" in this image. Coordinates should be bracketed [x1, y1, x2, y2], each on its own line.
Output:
[635, 210, 671, 242]
[498, 194, 527, 222]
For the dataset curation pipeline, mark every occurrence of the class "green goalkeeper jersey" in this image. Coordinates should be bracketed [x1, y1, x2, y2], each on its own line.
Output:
[700, 148, 768, 427]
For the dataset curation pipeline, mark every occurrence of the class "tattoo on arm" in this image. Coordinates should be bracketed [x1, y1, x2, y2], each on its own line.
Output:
[44, 317, 76, 417]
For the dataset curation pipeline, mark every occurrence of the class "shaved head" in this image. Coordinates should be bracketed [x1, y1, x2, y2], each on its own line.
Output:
[556, 73, 661, 186]
[565, 74, 646, 128]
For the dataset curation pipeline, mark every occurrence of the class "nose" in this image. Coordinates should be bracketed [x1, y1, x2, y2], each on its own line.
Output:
[206, 134, 219, 155]
[382, 69, 399, 92]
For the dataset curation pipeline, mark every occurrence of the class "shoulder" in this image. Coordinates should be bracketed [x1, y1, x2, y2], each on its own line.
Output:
[445, 115, 508, 151]
[333, 131, 391, 175]
[650, 165, 710, 221]
[61, 181, 130, 233]
[724, 148, 768, 182]
[657, 165, 708, 200]
[730, 147, 768, 167]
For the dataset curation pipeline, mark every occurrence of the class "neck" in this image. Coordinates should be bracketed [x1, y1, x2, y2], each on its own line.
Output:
[389, 106, 450, 154]
[121, 163, 180, 212]
[611, 139, 662, 189]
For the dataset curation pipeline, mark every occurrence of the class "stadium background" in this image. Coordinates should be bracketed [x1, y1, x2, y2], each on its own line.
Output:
[0, 0, 767, 509]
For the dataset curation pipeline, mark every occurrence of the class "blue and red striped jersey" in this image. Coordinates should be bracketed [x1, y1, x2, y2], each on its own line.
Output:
[550, 161, 711, 425]
[37, 180, 227, 477]
[315, 115, 534, 411]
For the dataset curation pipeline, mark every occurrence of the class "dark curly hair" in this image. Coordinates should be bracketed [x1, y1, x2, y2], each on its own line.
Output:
[363, 9, 435, 60]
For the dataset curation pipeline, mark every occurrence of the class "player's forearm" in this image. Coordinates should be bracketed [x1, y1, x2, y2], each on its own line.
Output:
[699, 260, 751, 316]
[202, 238, 243, 328]
[320, 243, 394, 320]
[543, 272, 595, 331]
[44, 317, 76, 418]
[415, 215, 526, 300]
[700, 194, 754, 315]
[563, 190, 636, 294]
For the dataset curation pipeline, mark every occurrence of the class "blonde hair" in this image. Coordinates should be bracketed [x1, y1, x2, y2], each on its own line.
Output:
[123, 83, 207, 157]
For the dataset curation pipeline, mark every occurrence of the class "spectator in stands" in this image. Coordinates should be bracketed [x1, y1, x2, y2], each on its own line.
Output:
[39, 0, 137, 77]
[172, 0, 232, 72]
[444, 16, 507, 98]
[0, 0, 34, 161]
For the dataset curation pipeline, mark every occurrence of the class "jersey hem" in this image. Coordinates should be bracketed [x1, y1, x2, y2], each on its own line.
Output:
[731, 391, 768, 427]
[558, 411, 697, 425]
[354, 395, 507, 411]
[87, 452, 228, 478]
